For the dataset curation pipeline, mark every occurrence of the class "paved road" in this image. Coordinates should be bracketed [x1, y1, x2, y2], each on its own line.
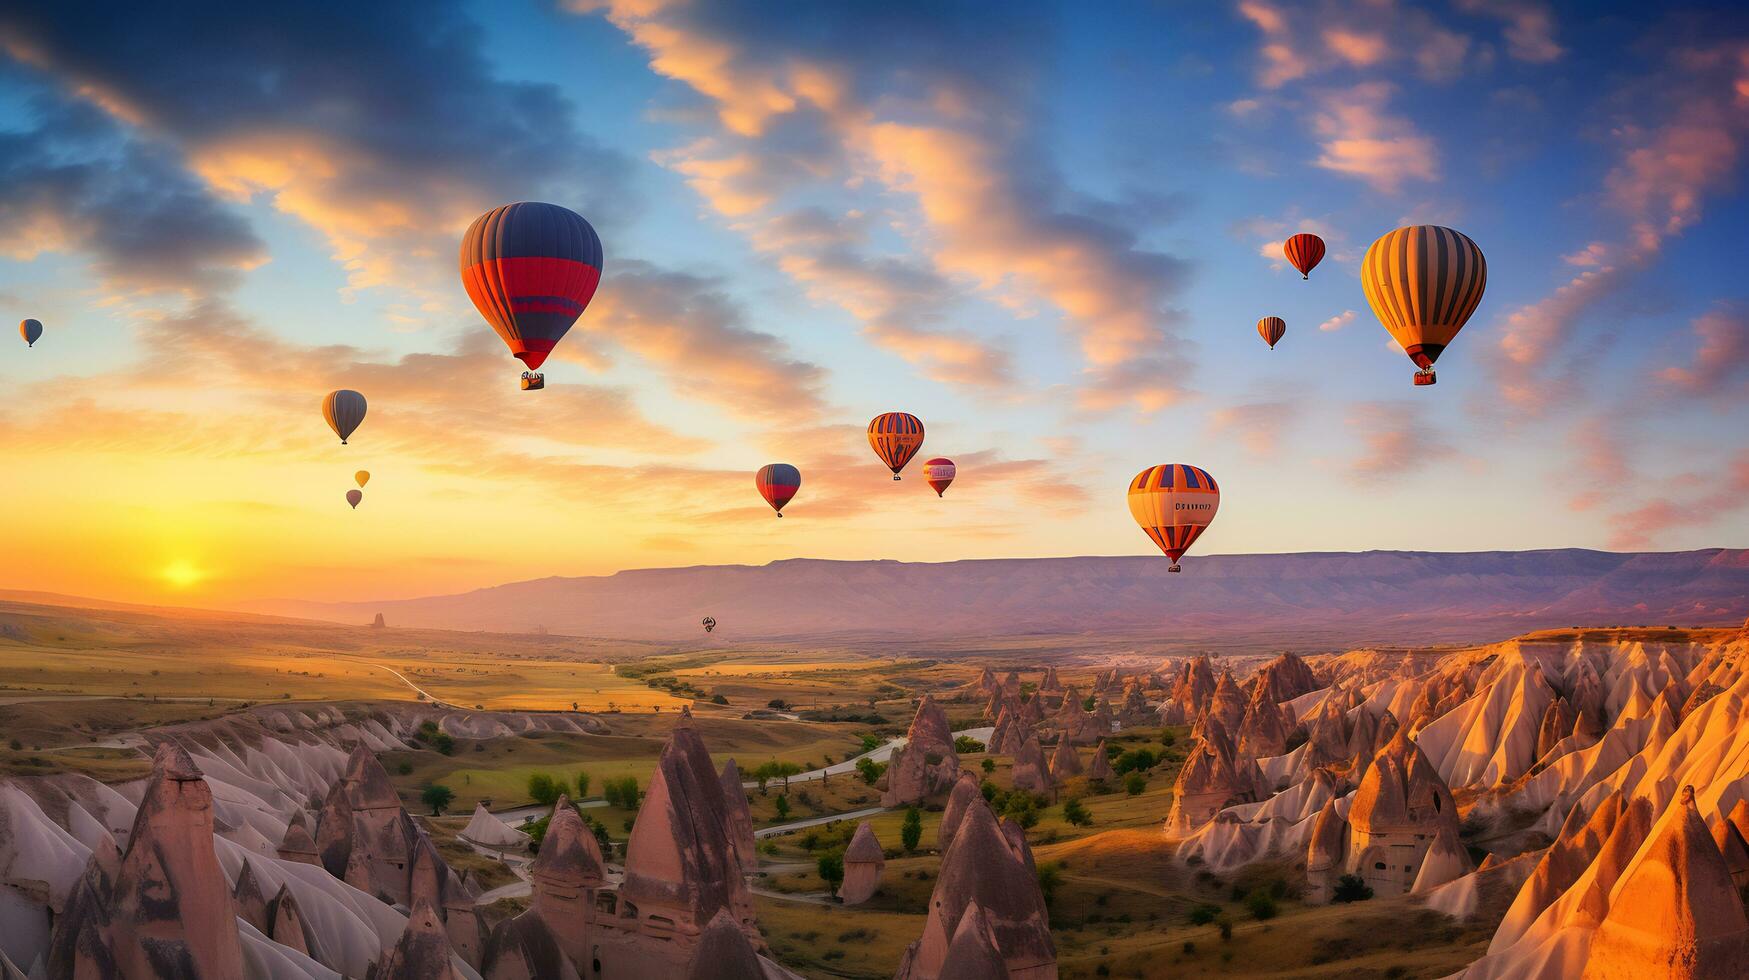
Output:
[360, 662, 462, 708]
[493, 797, 609, 826]
[745, 725, 993, 789]
[755, 805, 888, 839]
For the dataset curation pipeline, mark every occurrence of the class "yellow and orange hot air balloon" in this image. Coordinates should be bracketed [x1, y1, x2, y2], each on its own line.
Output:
[1257, 316, 1286, 350]
[355, 471, 370, 489]
[1284, 234, 1325, 279]
[868, 412, 925, 480]
[1361, 225, 1486, 386]
[1128, 464, 1219, 573]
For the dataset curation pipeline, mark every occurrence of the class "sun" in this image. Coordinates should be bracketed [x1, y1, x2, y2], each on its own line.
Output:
[159, 560, 206, 589]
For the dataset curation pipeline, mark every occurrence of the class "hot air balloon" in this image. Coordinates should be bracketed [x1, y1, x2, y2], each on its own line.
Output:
[868, 413, 924, 480]
[923, 457, 956, 497]
[323, 390, 367, 444]
[355, 471, 370, 489]
[1362, 225, 1486, 386]
[459, 202, 603, 389]
[702, 616, 716, 634]
[19, 319, 42, 347]
[1257, 316, 1286, 350]
[1127, 464, 1219, 573]
[346, 489, 363, 509]
[755, 463, 801, 517]
[1284, 234, 1325, 279]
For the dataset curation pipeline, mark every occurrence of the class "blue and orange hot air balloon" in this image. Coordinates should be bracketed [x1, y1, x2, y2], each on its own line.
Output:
[322, 390, 367, 444]
[1284, 234, 1325, 280]
[923, 457, 956, 497]
[868, 413, 924, 480]
[459, 202, 603, 389]
[756, 463, 801, 517]
[19, 319, 43, 347]
[1127, 464, 1220, 573]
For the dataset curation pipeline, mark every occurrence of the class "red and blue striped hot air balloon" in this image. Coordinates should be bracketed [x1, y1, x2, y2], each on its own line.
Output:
[459, 202, 603, 386]
[868, 412, 925, 480]
[756, 463, 801, 517]
[1127, 464, 1220, 573]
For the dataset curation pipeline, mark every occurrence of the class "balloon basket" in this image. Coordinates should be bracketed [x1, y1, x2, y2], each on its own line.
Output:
[1414, 370, 1437, 386]
[893, 475, 901, 481]
[775, 513, 783, 518]
[1168, 564, 1181, 573]
[521, 372, 546, 391]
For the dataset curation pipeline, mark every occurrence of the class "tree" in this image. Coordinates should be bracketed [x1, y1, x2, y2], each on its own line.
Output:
[1333, 874, 1374, 903]
[1036, 862, 1063, 907]
[528, 773, 562, 806]
[1246, 891, 1278, 920]
[432, 732, 456, 756]
[901, 806, 923, 853]
[859, 732, 882, 754]
[575, 771, 592, 798]
[856, 757, 886, 785]
[818, 852, 845, 898]
[1062, 797, 1092, 827]
[1124, 772, 1146, 796]
[420, 784, 455, 816]
[981, 758, 996, 774]
[775, 794, 791, 820]
[603, 776, 640, 809]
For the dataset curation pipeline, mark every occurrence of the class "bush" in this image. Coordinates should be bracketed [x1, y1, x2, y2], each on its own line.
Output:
[1218, 918, 1233, 941]
[1124, 772, 1146, 796]
[1036, 862, 1063, 907]
[575, 771, 591, 798]
[1246, 891, 1278, 920]
[775, 795, 791, 820]
[602, 775, 640, 809]
[818, 852, 845, 897]
[856, 757, 886, 785]
[1187, 903, 1221, 925]
[954, 735, 986, 753]
[981, 758, 996, 773]
[420, 783, 454, 816]
[1161, 732, 1176, 747]
[1333, 874, 1374, 903]
[431, 732, 456, 755]
[981, 780, 997, 802]
[1114, 748, 1158, 773]
[901, 807, 922, 853]
[527, 773, 563, 806]
[1062, 797, 1093, 827]
[396, 761, 413, 775]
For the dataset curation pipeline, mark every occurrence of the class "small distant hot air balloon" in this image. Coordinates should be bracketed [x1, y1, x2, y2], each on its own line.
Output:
[19, 319, 42, 347]
[1361, 225, 1486, 386]
[702, 616, 716, 634]
[1284, 234, 1325, 280]
[755, 463, 801, 517]
[1257, 316, 1286, 350]
[355, 471, 370, 489]
[322, 390, 367, 444]
[1128, 464, 1219, 573]
[923, 458, 956, 497]
[868, 413, 925, 480]
[346, 489, 363, 510]
[459, 202, 603, 389]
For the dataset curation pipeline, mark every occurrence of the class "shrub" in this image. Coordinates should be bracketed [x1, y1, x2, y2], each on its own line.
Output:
[1187, 903, 1221, 925]
[982, 758, 996, 773]
[981, 780, 997, 802]
[602, 775, 640, 809]
[1246, 891, 1278, 920]
[1218, 918, 1233, 941]
[1333, 874, 1374, 903]
[575, 771, 591, 798]
[1162, 732, 1176, 747]
[901, 807, 923, 853]
[1062, 797, 1093, 827]
[1036, 862, 1063, 907]
[527, 773, 563, 806]
[818, 852, 845, 897]
[420, 784, 454, 816]
[396, 761, 413, 775]
[954, 735, 986, 753]
[432, 732, 456, 755]
[1124, 772, 1146, 796]
[775, 795, 791, 820]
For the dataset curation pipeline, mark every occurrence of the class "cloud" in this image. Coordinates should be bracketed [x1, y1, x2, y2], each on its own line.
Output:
[1319, 310, 1356, 332]
[1657, 304, 1749, 396]
[1455, 0, 1564, 64]
[1309, 83, 1438, 192]
[0, 94, 264, 293]
[0, 0, 637, 296]
[1234, 0, 1513, 89]
[1210, 400, 1297, 457]
[1608, 450, 1749, 549]
[1345, 400, 1450, 483]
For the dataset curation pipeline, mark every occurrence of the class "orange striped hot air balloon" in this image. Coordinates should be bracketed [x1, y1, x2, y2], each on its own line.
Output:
[923, 457, 956, 497]
[322, 390, 367, 444]
[1284, 234, 1325, 279]
[1127, 464, 1219, 573]
[868, 413, 924, 480]
[1257, 316, 1286, 350]
[1361, 225, 1486, 386]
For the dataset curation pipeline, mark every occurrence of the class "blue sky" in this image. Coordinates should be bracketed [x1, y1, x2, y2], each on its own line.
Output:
[0, 0, 1746, 604]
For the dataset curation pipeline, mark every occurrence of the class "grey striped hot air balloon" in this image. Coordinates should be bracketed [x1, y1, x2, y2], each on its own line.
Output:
[322, 390, 367, 444]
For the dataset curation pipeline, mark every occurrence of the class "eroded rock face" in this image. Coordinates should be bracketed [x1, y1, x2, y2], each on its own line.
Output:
[481, 914, 577, 980]
[940, 771, 985, 852]
[372, 899, 464, 980]
[1165, 719, 1254, 835]
[277, 810, 322, 866]
[48, 741, 247, 979]
[1346, 728, 1461, 897]
[841, 821, 885, 905]
[718, 760, 758, 872]
[527, 797, 606, 967]
[1011, 737, 1054, 795]
[1048, 740, 1082, 781]
[317, 745, 424, 905]
[883, 696, 962, 807]
[896, 796, 1056, 979]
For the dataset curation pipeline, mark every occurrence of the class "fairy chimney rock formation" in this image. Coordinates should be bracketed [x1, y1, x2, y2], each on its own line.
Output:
[1048, 739, 1082, 781]
[480, 915, 577, 980]
[1165, 719, 1253, 835]
[277, 810, 322, 865]
[1011, 736, 1054, 794]
[937, 902, 1013, 980]
[719, 759, 758, 872]
[318, 743, 425, 905]
[373, 899, 465, 980]
[1088, 740, 1115, 782]
[1345, 728, 1460, 897]
[1411, 821, 1476, 894]
[234, 858, 269, 933]
[266, 883, 314, 958]
[896, 796, 1056, 979]
[882, 695, 961, 806]
[1305, 798, 1350, 904]
[840, 821, 886, 905]
[940, 771, 984, 851]
[1582, 787, 1749, 978]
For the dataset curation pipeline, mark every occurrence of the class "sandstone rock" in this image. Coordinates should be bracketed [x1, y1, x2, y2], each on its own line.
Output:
[719, 760, 758, 872]
[841, 821, 884, 905]
[372, 899, 464, 980]
[1011, 737, 1054, 795]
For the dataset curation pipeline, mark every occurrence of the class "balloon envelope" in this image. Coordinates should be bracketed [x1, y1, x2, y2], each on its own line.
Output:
[346, 489, 363, 509]
[923, 457, 956, 497]
[1127, 464, 1219, 572]
[1284, 234, 1325, 279]
[702, 616, 716, 633]
[868, 413, 925, 479]
[459, 202, 603, 372]
[323, 390, 367, 444]
[1257, 316, 1286, 350]
[1361, 225, 1486, 383]
[19, 319, 42, 347]
[355, 471, 370, 488]
[755, 463, 801, 516]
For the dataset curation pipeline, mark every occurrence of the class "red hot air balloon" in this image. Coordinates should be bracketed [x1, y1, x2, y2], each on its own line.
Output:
[868, 413, 924, 480]
[755, 463, 801, 517]
[459, 202, 603, 388]
[1257, 316, 1286, 350]
[923, 458, 956, 497]
[1284, 234, 1325, 280]
[346, 489, 363, 510]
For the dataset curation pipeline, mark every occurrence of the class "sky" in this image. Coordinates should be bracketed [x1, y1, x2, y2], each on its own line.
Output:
[1, 0, 1747, 607]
